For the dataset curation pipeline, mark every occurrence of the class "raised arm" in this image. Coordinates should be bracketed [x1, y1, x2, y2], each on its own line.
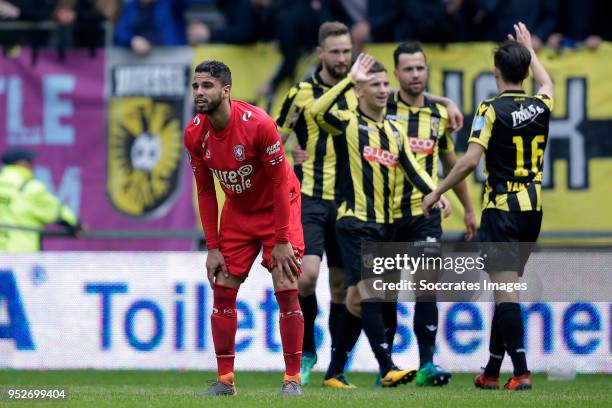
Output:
[311, 53, 376, 135]
[509, 22, 554, 99]
[310, 75, 355, 136]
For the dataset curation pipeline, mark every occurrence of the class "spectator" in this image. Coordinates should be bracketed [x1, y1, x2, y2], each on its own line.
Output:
[547, 0, 608, 50]
[268, 1, 322, 90]
[113, 0, 189, 55]
[595, 0, 612, 41]
[0, 0, 55, 48]
[0, 0, 54, 21]
[55, 0, 119, 48]
[593, 0, 612, 41]
[188, 0, 273, 45]
[466, 0, 558, 49]
[321, 0, 397, 49]
[0, 148, 82, 253]
[396, 0, 468, 43]
[256, 0, 323, 100]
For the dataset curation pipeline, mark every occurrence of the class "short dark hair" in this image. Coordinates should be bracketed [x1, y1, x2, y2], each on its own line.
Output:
[318, 21, 350, 47]
[369, 60, 387, 74]
[194, 60, 232, 86]
[393, 41, 425, 67]
[494, 41, 531, 84]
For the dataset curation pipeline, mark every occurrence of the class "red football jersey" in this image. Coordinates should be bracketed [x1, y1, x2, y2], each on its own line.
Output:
[184, 99, 299, 249]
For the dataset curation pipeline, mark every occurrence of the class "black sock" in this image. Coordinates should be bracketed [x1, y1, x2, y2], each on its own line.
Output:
[298, 294, 317, 354]
[414, 301, 438, 368]
[325, 307, 361, 379]
[361, 300, 394, 376]
[484, 305, 505, 377]
[382, 301, 397, 353]
[497, 302, 528, 376]
[329, 302, 344, 350]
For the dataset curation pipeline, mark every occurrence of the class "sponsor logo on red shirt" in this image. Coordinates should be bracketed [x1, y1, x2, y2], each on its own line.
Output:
[212, 164, 254, 194]
[265, 141, 281, 155]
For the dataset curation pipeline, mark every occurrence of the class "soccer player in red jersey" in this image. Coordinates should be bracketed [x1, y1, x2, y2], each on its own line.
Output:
[184, 60, 305, 397]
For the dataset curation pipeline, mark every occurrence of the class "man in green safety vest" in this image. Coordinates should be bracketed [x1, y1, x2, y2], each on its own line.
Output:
[0, 148, 82, 252]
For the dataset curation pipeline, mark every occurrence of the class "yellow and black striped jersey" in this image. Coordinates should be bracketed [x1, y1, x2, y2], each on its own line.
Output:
[311, 75, 436, 224]
[276, 67, 358, 201]
[385, 91, 454, 218]
[469, 90, 553, 212]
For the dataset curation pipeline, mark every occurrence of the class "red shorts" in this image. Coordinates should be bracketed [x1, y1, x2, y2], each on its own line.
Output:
[218, 195, 304, 279]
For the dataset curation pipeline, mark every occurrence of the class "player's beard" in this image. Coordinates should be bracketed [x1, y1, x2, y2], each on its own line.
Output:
[323, 60, 349, 80]
[196, 92, 223, 114]
[404, 81, 425, 98]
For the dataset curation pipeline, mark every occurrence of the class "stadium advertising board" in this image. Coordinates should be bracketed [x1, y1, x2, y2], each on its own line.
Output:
[1, 253, 610, 373]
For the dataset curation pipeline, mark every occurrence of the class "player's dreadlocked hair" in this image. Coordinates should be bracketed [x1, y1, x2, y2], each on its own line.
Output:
[195, 60, 232, 86]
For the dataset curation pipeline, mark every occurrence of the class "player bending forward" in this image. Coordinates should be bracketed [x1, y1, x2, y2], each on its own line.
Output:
[184, 60, 305, 397]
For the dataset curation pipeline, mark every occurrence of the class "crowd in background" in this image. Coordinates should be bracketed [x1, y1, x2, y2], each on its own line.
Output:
[1, 0, 611, 93]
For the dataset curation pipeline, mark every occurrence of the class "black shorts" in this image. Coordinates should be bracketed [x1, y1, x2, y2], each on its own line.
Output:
[301, 194, 343, 268]
[477, 209, 542, 275]
[335, 217, 394, 288]
[392, 209, 442, 242]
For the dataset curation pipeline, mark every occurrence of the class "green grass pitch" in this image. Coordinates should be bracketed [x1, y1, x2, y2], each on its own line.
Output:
[0, 370, 610, 407]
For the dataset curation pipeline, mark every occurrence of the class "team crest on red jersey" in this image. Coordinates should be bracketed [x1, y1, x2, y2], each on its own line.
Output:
[233, 144, 246, 161]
